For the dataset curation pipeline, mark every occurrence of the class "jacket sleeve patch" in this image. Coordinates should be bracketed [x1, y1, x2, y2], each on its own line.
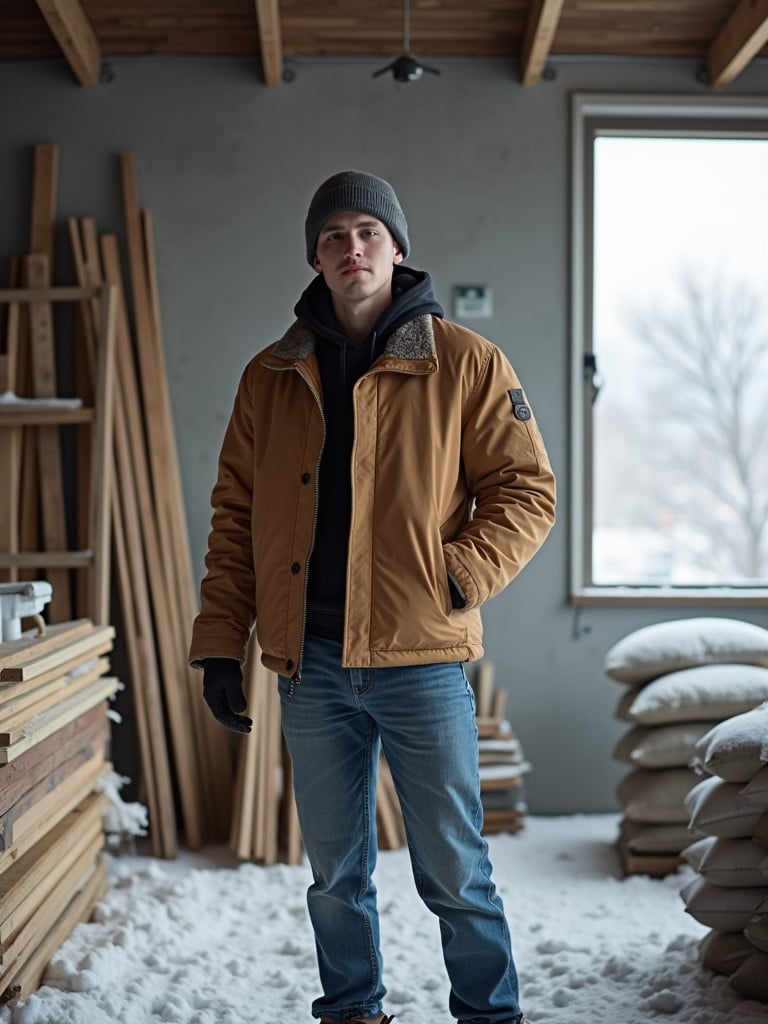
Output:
[508, 388, 532, 421]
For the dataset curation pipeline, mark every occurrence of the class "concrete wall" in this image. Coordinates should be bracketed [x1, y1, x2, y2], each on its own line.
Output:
[1, 52, 767, 812]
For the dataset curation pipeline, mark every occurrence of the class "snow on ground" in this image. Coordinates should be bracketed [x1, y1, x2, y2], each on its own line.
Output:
[2, 814, 768, 1024]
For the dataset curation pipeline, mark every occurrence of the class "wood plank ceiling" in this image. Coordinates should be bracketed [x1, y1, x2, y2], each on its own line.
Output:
[1, 0, 767, 90]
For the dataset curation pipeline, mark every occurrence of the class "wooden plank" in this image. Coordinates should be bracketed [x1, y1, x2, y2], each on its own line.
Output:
[281, 745, 302, 865]
[0, 675, 117, 764]
[252, 670, 269, 862]
[0, 853, 107, 1006]
[254, 0, 283, 85]
[0, 286, 101, 304]
[708, 0, 768, 87]
[262, 678, 281, 865]
[33, 0, 101, 86]
[0, 408, 92, 426]
[70, 227, 97, 618]
[0, 619, 92, 669]
[88, 283, 117, 625]
[25, 253, 71, 623]
[28, 144, 58, 263]
[1, 625, 114, 682]
[376, 755, 405, 850]
[520, 0, 566, 84]
[0, 706, 106, 818]
[473, 660, 495, 719]
[232, 646, 261, 859]
[0, 551, 92, 570]
[0, 656, 108, 744]
[491, 687, 508, 720]
[20, 143, 56, 598]
[0, 260, 22, 585]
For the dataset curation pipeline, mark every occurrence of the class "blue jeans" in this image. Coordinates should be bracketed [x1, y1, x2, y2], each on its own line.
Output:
[278, 635, 523, 1024]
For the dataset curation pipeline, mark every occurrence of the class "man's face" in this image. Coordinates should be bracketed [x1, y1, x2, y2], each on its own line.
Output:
[312, 211, 403, 309]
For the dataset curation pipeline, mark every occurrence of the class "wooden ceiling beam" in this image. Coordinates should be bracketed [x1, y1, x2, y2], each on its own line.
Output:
[520, 0, 566, 85]
[707, 0, 768, 88]
[254, 0, 283, 86]
[33, 0, 100, 86]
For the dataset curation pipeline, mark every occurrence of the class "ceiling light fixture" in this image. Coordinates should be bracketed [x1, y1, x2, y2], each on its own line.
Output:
[372, 0, 441, 83]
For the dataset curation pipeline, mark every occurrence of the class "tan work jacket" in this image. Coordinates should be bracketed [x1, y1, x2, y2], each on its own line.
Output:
[189, 313, 556, 679]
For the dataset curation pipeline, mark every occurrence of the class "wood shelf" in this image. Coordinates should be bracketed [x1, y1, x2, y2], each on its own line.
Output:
[0, 408, 93, 426]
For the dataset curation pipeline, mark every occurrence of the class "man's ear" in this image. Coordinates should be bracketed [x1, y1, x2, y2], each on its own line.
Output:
[393, 248, 404, 266]
[312, 254, 322, 273]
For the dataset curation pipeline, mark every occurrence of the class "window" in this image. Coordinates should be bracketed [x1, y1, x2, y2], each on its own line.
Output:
[571, 95, 768, 603]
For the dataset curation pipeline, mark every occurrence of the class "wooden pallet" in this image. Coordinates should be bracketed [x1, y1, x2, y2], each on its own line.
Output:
[617, 838, 684, 878]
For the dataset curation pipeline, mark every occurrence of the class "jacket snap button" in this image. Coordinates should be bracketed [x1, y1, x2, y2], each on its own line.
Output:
[285, 659, 294, 671]
[291, 562, 301, 574]
[301, 472, 311, 484]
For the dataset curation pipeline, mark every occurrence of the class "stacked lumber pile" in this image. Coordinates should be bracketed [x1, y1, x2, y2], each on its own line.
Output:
[1, 143, 232, 857]
[604, 617, 768, 877]
[472, 660, 531, 836]
[681, 703, 768, 1004]
[0, 619, 117, 1004]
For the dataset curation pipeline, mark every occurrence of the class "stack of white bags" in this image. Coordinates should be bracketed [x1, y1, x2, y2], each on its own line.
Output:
[604, 618, 768, 868]
[681, 701, 768, 1002]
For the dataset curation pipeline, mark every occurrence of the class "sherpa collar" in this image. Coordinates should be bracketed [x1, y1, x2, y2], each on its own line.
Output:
[269, 313, 437, 364]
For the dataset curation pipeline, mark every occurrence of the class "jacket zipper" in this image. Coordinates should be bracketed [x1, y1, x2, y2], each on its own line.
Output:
[288, 365, 326, 695]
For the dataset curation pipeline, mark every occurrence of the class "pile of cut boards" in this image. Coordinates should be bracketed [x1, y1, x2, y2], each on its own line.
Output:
[0, 619, 117, 1004]
[473, 660, 531, 835]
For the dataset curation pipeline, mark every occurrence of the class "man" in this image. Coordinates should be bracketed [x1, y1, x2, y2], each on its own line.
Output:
[189, 171, 555, 1024]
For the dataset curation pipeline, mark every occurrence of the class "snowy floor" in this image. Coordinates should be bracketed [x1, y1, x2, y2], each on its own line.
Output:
[3, 814, 768, 1024]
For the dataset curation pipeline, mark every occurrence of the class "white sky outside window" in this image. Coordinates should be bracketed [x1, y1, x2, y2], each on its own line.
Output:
[591, 136, 768, 587]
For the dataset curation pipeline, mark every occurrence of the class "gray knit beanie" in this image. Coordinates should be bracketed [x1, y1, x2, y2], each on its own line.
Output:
[305, 170, 410, 266]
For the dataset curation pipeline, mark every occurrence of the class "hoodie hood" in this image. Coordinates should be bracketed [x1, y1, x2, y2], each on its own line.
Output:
[294, 265, 444, 358]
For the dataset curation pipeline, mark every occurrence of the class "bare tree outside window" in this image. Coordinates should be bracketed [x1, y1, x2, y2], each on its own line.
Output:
[628, 273, 768, 581]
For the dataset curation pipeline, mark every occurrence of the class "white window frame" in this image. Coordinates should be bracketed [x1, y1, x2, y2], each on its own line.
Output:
[570, 93, 768, 606]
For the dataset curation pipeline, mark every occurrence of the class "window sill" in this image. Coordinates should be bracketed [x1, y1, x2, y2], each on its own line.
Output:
[570, 587, 768, 607]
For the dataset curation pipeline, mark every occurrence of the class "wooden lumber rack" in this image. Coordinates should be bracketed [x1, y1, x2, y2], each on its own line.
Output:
[0, 282, 117, 627]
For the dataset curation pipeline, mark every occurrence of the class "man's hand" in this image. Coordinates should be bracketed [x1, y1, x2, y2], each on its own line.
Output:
[202, 658, 253, 733]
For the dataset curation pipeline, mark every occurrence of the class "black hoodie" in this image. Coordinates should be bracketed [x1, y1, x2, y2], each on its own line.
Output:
[294, 265, 444, 642]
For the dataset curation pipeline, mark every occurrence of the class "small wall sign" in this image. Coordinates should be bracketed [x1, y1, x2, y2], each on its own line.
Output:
[453, 285, 493, 319]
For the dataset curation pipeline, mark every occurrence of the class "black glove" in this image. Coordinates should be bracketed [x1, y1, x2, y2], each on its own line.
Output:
[202, 657, 252, 733]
